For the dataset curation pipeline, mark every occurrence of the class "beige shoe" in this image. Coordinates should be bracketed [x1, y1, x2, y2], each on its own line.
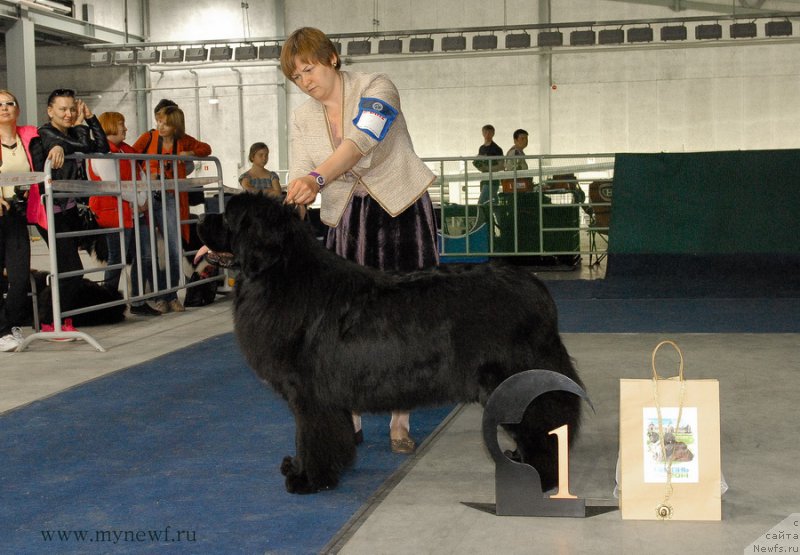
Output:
[154, 300, 170, 314]
[169, 299, 185, 313]
[390, 437, 416, 454]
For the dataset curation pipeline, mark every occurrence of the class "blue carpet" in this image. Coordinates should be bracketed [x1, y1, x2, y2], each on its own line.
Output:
[0, 334, 453, 554]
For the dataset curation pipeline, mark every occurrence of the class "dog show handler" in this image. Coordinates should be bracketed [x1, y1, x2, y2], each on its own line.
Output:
[282, 27, 439, 454]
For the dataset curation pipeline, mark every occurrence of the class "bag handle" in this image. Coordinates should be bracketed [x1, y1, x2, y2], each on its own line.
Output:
[651, 340, 684, 382]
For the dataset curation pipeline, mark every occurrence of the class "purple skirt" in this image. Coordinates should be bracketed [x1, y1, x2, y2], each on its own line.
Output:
[326, 192, 439, 272]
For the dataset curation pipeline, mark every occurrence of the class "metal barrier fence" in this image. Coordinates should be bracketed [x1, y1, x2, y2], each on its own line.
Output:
[423, 153, 615, 262]
[15, 152, 235, 352]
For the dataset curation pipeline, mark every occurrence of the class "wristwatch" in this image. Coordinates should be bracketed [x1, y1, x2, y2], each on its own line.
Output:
[308, 171, 325, 190]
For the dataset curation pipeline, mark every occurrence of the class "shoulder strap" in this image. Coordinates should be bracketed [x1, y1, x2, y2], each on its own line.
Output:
[143, 129, 156, 153]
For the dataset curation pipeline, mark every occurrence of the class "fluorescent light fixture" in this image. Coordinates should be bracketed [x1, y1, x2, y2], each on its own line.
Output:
[89, 51, 111, 66]
[161, 49, 184, 63]
[660, 25, 687, 41]
[695, 23, 722, 40]
[378, 39, 403, 54]
[598, 29, 624, 44]
[472, 35, 498, 50]
[347, 40, 371, 55]
[570, 30, 595, 46]
[137, 49, 160, 63]
[209, 46, 233, 61]
[184, 47, 208, 62]
[441, 36, 466, 51]
[765, 20, 792, 37]
[730, 22, 757, 38]
[505, 33, 531, 48]
[627, 27, 653, 43]
[409, 37, 434, 52]
[30, 0, 71, 14]
[258, 44, 281, 59]
[113, 50, 136, 64]
[235, 45, 258, 60]
[537, 31, 563, 47]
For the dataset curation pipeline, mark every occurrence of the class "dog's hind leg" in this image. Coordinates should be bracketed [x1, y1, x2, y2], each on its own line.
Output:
[281, 405, 356, 494]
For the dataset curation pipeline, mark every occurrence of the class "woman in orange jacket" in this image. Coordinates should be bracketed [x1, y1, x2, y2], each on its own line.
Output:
[131, 106, 211, 313]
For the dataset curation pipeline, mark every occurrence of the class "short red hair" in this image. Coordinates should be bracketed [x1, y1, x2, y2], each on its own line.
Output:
[98, 112, 125, 136]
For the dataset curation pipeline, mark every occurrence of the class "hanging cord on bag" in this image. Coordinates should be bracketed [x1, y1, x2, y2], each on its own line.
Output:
[651, 340, 686, 520]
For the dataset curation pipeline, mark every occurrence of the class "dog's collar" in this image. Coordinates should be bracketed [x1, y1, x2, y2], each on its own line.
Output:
[204, 251, 236, 269]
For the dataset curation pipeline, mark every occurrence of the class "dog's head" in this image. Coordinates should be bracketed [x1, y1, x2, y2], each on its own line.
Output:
[197, 193, 302, 275]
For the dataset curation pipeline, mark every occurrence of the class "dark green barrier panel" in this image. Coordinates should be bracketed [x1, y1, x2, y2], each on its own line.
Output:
[610, 150, 800, 254]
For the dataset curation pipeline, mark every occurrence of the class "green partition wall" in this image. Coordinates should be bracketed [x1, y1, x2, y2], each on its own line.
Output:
[610, 150, 800, 255]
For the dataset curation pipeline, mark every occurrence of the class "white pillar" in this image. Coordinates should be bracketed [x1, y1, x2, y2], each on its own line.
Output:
[6, 11, 38, 126]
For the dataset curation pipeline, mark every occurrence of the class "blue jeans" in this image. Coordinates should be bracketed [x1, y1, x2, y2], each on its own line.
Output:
[104, 228, 132, 292]
[128, 214, 155, 305]
[150, 193, 181, 302]
[104, 215, 155, 305]
[478, 179, 501, 205]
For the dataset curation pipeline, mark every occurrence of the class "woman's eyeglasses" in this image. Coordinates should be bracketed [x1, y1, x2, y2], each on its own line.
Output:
[0, 101, 17, 108]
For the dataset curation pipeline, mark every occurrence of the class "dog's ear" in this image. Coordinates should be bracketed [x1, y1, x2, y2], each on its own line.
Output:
[228, 194, 294, 275]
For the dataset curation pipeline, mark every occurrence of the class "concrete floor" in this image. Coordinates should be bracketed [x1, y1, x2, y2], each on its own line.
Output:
[3, 240, 798, 555]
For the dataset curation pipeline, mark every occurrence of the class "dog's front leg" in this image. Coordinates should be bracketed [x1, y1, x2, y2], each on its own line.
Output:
[281, 405, 356, 494]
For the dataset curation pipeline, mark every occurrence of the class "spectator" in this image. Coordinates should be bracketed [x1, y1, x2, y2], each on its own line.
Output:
[473, 124, 503, 204]
[36, 88, 109, 333]
[0, 89, 60, 351]
[131, 106, 211, 314]
[505, 128, 529, 171]
[239, 142, 282, 197]
[87, 112, 160, 317]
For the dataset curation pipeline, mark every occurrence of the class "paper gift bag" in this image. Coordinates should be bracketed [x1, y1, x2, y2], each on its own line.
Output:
[619, 340, 721, 520]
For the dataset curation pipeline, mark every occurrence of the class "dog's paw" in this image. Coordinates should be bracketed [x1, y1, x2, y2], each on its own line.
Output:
[280, 456, 296, 477]
[280, 455, 338, 494]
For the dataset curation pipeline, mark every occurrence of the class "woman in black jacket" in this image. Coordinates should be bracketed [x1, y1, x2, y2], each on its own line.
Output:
[36, 88, 109, 330]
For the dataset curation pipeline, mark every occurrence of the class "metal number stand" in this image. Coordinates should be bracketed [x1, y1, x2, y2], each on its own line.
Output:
[482, 369, 592, 517]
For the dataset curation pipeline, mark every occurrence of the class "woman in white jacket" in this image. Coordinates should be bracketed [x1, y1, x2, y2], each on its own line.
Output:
[283, 27, 439, 454]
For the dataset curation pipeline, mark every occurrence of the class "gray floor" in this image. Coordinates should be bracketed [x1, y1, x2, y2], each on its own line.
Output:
[3, 240, 798, 555]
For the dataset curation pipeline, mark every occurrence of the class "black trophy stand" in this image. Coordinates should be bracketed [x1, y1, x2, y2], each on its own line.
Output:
[482, 369, 592, 517]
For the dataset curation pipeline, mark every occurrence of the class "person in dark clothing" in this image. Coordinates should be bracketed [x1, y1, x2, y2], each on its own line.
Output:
[473, 124, 504, 204]
[35, 88, 109, 330]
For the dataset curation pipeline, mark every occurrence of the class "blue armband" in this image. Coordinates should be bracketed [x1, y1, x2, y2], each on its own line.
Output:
[352, 98, 398, 142]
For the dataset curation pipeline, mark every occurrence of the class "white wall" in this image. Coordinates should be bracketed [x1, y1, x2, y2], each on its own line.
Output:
[22, 0, 800, 186]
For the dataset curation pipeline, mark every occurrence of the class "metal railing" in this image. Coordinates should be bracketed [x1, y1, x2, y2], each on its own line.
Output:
[423, 153, 614, 262]
[16, 152, 235, 352]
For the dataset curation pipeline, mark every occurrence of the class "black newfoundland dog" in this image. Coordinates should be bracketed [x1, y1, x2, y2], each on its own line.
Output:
[198, 193, 583, 494]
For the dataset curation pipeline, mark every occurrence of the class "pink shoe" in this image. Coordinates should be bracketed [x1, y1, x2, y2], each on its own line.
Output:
[41, 318, 78, 342]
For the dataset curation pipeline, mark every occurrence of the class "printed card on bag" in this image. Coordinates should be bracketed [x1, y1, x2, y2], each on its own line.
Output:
[642, 407, 698, 483]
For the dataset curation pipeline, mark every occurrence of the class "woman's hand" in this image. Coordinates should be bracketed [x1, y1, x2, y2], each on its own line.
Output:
[0, 197, 9, 216]
[46, 145, 65, 169]
[74, 99, 92, 125]
[285, 175, 320, 206]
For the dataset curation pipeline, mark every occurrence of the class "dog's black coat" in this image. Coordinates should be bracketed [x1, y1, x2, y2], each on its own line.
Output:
[198, 193, 583, 494]
[32, 270, 126, 326]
